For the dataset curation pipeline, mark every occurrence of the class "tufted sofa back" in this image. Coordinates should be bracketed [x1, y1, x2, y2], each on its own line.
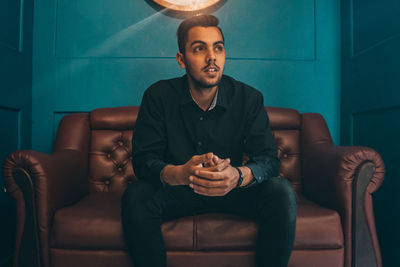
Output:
[59, 106, 303, 193]
[88, 107, 139, 192]
[267, 107, 302, 192]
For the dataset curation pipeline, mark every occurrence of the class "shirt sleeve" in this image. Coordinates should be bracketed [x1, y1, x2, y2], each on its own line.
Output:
[243, 91, 280, 186]
[132, 86, 167, 188]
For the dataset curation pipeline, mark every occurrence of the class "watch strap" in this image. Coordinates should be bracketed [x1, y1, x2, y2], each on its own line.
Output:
[234, 167, 244, 188]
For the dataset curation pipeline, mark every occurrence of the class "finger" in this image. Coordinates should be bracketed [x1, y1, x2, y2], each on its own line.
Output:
[205, 152, 214, 161]
[191, 152, 214, 165]
[203, 156, 216, 167]
[203, 162, 213, 168]
[189, 175, 226, 188]
[195, 170, 223, 180]
[189, 182, 229, 196]
[203, 158, 230, 172]
[203, 153, 218, 167]
[212, 155, 221, 165]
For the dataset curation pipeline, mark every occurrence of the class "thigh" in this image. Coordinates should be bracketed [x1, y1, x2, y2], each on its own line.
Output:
[210, 177, 297, 219]
[152, 183, 209, 222]
[123, 180, 210, 222]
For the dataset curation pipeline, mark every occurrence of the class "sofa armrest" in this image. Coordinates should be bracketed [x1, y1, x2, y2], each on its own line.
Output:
[302, 144, 384, 210]
[3, 149, 89, 267]
[301, 113, 385, 267]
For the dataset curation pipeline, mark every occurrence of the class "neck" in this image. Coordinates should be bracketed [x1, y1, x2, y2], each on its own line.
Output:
[189, 86, 217, 111]
[187, 76, 218, 111]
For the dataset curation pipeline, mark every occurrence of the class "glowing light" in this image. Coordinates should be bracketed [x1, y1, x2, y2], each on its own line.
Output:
[152, 0, 222, 11]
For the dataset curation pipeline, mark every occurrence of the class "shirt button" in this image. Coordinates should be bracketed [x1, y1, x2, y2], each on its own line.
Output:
[199, 116, 203, 121]
[198, 141, 202, 146]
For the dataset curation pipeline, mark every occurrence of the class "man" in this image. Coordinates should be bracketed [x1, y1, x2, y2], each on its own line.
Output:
[121, 14, 297, 267]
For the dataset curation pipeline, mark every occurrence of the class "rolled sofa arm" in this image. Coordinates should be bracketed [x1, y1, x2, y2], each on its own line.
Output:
[302, 144, 384, 212]
[2, 113, 90, 267]
[301, 113, 385, 267]
[3, 149, 89, 267]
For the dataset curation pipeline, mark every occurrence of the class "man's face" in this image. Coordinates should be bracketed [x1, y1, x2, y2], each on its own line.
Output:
[176, 26, 226, 90]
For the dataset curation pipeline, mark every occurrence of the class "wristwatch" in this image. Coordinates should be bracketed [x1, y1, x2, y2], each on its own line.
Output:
[234, 167, 244, 188]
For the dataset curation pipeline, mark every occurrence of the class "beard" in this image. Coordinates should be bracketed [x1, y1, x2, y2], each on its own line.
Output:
[186, 65, 222, 90]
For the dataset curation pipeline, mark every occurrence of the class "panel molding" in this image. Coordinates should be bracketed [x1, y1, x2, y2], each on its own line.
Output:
[18, 0, 25, 52]
[351, 32, 400, 58]
[0, 0, 25, 53]
[351, 105, 400, 146]
[0, 106, 22, 150]
[350, 0, 400, 58]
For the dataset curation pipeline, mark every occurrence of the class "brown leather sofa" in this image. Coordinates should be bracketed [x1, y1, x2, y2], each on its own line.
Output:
[3, 106, 385, 267]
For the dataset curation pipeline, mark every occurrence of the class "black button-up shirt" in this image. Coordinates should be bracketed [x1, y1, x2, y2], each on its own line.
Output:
[132, 75, 280, 188]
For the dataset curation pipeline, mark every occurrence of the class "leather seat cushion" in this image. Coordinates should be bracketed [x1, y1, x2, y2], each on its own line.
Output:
[51, 193, 194, 250]
[51, 193, 343, 250]
[195, 196, 344, 250]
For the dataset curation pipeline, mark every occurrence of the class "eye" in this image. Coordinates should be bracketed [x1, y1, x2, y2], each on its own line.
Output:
[193, 45, 205, 52]
[215, 44, 225, 52]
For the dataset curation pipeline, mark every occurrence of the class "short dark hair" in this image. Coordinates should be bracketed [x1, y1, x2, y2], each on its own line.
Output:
[177, 14, 224, 53]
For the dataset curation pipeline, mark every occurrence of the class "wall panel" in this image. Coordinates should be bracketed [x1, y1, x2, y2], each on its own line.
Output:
[0, 0, 33, 265]
[353, 0, 400, 55]
[0, 0, 22, 51]
[55, 0, 315, 60]
[33, 0, 340, 154]
[341, 0, 400, 265]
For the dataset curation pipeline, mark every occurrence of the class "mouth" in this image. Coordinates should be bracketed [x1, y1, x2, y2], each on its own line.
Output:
[203, 65, 219, 73]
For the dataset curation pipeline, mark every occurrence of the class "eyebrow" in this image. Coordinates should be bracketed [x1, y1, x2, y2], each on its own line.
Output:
[190, 40, 225, 47]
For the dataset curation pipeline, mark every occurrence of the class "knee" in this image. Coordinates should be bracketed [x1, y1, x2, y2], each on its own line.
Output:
[121, 180, 157, 223]
[260, 177, 298, 220]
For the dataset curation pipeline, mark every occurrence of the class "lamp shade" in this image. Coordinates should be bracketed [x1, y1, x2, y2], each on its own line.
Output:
[152, 0, 222, 12]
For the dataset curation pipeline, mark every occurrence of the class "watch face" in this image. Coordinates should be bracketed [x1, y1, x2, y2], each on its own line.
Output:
[152, 0, 222, 11]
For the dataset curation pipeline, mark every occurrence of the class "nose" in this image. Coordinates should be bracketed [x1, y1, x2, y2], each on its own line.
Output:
[206, 47, 216, 63]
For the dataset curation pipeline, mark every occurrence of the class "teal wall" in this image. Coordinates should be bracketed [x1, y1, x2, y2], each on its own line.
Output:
[0, 0, 33, 265]
[32, 0, 341, 153]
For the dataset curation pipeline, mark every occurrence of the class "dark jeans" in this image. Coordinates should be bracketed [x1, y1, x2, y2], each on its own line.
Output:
[121, 177, 297, 267]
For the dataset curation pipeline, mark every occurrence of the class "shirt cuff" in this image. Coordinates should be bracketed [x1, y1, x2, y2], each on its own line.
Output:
[244, 162, 264, 187]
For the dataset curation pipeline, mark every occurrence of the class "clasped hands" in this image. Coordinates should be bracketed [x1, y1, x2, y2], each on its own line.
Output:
[162, 152, 241, 196]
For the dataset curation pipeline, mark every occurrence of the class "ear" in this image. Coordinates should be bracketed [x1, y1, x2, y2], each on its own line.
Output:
[176, 52, 186, 69]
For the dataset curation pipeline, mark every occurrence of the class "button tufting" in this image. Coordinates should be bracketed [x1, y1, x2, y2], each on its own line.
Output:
[118, 141, 124, 146]
[283, 153, 288, 159]
[107, 154, 111, 159]
[118, 167, 123, 172]
[104, 180, 110, 185]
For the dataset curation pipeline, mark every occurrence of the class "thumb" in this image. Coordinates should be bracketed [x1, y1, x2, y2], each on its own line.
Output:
[191, 152, 213, 165]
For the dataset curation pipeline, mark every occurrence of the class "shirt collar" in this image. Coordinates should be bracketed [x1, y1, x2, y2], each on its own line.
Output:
[179, 75, 229, 110]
